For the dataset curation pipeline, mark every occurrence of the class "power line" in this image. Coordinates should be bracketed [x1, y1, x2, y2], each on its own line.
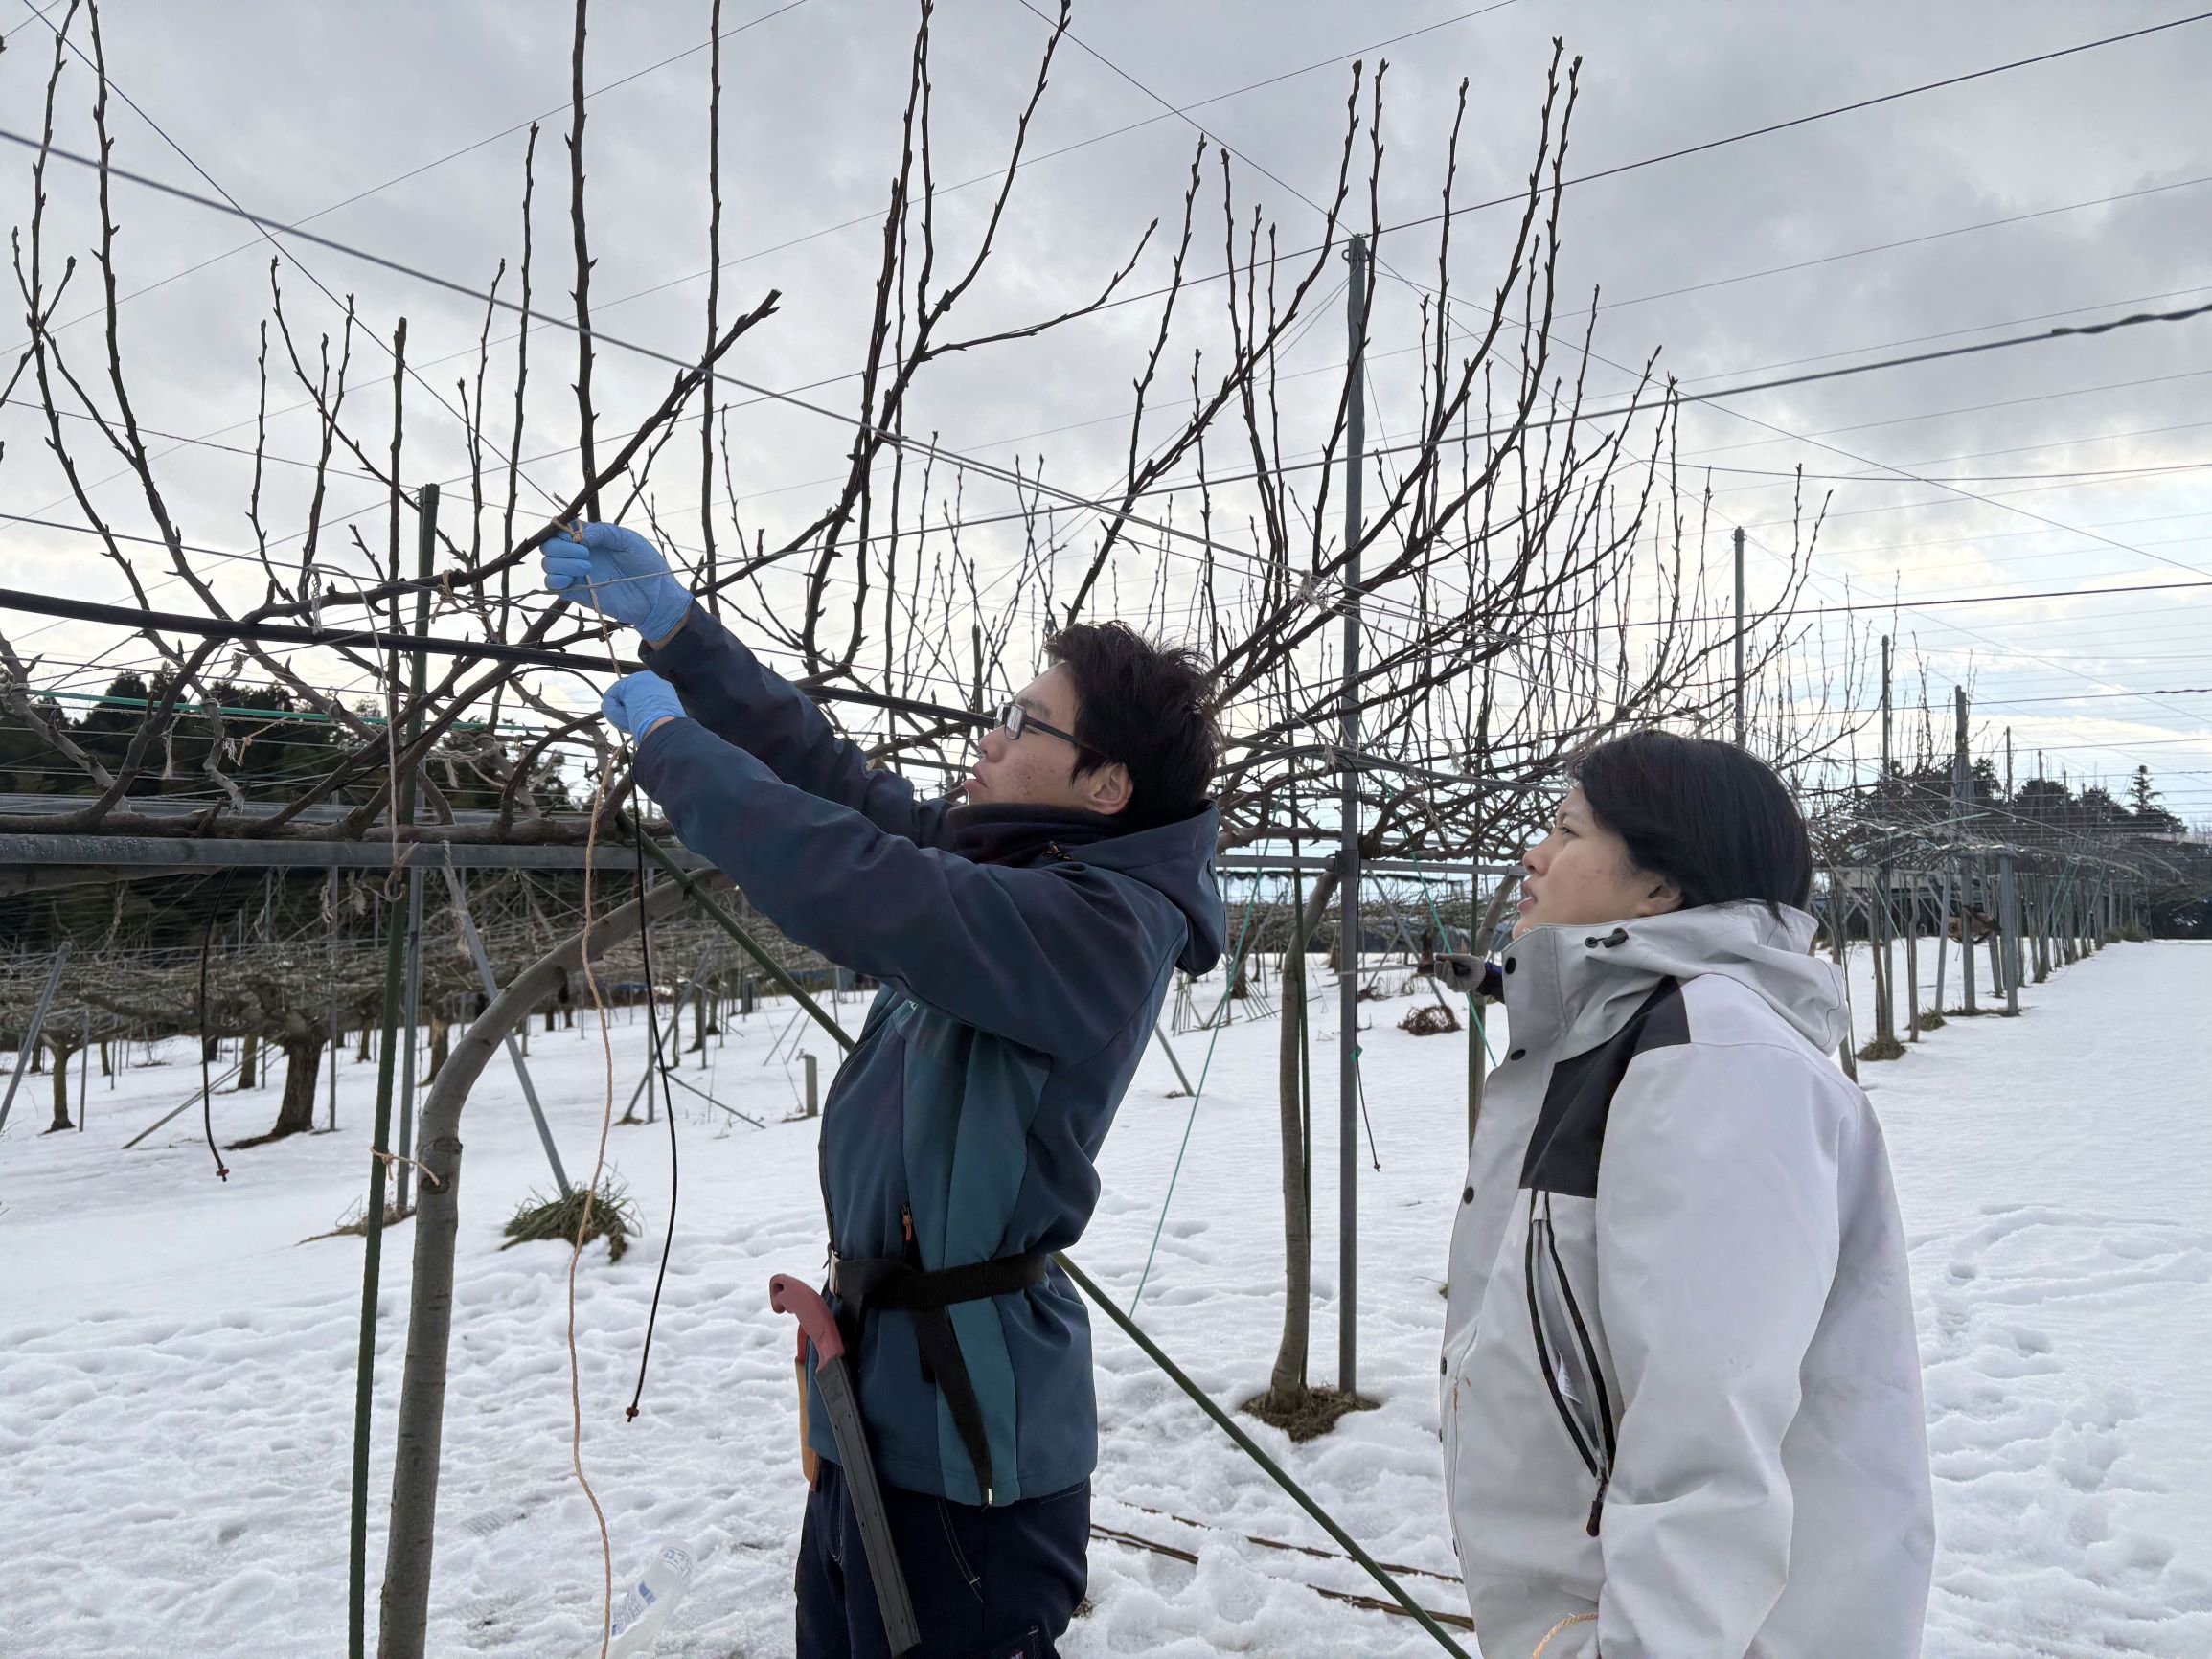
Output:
[20, 0, 1512, 527]
[11, 1, 567, 513]
[10, 39, 2200, 668]
[13, 14, 2207, 594]
[1562, 175, 2212, 325]
[11, 276, 2206, 703]
[1060, 10, 2212, 326]
[0, 121, 1358, 585]
[496, 2, 1520, 333]
[0, 0, 817, 360]
[13, 9, 2208, 762]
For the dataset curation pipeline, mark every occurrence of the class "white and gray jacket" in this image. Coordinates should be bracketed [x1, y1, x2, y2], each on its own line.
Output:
[1440, 904, 1933, 1658]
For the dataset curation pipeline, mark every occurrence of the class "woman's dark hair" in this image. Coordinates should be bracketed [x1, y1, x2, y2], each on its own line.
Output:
[1571, 731, 1813, 913]
[1044, 623, 1220, 830]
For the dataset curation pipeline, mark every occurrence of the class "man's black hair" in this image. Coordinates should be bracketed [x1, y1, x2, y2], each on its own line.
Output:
[1571, 731, 1813, 914]
[1044, 622, 1219, 831]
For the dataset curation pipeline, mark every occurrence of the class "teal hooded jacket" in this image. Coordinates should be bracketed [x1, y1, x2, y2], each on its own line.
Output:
[635, 607, 1225, 1503]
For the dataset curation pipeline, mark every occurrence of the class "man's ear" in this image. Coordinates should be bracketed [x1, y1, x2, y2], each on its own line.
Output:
[1079, 761, 1134, 817]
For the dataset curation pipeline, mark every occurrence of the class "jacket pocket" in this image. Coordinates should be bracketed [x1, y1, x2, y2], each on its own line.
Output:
[1523, 1191, 1616, 1536]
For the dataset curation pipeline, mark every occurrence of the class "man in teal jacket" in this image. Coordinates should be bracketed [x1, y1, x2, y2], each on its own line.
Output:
[547, 523, 1225, 1658]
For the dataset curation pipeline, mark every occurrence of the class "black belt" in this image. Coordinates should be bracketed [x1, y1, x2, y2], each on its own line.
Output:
[829, 1245, 1051, 1506]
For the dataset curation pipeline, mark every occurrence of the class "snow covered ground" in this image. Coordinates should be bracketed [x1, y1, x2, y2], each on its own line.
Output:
[2, 937, 2208, 1657]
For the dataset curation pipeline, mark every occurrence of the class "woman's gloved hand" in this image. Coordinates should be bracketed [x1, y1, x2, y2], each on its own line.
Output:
[602, 670, 686, 740]
[1425, 953, 1506, 1002]
[541, 521, 693, 643]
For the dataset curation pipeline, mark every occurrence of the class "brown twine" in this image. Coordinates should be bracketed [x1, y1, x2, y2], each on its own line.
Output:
[369, 1148, 445, 1194]
[1530, 1611, 1596, 1658]
[563, 519, 618, 1659]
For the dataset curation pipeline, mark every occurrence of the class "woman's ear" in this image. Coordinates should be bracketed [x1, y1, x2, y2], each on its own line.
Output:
[1082, 761, 1134, 817]
[1635, 875, 1683, 917]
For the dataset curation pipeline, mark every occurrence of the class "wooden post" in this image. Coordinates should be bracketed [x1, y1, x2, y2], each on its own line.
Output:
[1932, 867, 1952, 1016]
[1904, 873, 1922, 1040]
[1872, 867, 1896, 1048]
[1954, 688, 1976, 1015]
[803, 1051, 819, 1118]
[2000, 855, 2020, 1016]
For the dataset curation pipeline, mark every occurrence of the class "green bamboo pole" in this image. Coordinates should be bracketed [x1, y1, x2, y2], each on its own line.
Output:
[351, 480, 436, 1657]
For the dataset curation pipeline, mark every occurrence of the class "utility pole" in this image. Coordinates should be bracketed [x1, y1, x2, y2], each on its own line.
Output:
[1337, 234, 1367, 1402]
[1876, 637, 1895, 1047]
[1954, 685, 1976, 1015]
[1880, 636, 1893, 784]
[1733, 525, 1747, 747]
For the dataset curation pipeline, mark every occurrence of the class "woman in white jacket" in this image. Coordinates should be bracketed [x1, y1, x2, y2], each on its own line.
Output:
[1439, 733, 1933, 1658]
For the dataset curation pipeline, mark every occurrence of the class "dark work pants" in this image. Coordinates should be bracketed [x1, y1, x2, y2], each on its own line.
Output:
[794, 1461, 1089, 1659]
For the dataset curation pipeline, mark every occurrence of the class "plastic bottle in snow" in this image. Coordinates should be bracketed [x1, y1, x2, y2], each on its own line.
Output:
[606, 1542, 695, 1657]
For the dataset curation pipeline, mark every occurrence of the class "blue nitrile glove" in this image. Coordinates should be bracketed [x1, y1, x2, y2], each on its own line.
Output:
[541, 521, 692, 642]
[603, 670, 686, 739]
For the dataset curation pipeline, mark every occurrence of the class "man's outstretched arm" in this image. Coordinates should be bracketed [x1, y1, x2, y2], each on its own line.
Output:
[630, 713, 1185, 1062]
[643, 604, 950, 845]
[545, 521, 950, 844]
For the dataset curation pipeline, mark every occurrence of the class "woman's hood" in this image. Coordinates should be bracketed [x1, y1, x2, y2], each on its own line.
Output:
[1514, 901, 1849, 1055]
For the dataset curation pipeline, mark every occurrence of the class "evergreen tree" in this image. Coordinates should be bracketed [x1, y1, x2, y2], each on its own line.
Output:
[2129, 764, 2160, 817]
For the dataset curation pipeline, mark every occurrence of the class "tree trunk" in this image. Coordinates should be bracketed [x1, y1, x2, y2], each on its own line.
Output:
[357, 1023, 374, 1063]
[380, 874, 708, 1659]
[425, 1017, 450, 1085]
[265, 1038, 323, 1139]
[1266, 866, 1339, 1409]
[238, 1031, 260, 1091]
[46, 1040, 76, 1131]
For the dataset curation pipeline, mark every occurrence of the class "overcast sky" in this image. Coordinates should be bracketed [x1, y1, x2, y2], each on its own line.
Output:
[4, 0, 2209, 817]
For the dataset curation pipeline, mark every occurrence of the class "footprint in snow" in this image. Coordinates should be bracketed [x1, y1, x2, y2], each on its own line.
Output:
[1921, 1208, 2212, 1657]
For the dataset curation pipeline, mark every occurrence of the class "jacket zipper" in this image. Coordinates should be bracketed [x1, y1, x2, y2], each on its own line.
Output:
[1524, 1191, 1618, 1536]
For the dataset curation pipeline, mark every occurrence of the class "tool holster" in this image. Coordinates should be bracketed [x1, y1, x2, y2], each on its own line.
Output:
[829, 1226, 1050, 1507]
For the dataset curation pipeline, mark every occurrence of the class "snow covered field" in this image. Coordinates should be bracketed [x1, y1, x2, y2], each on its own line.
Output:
[3, 938, 2209, 1657]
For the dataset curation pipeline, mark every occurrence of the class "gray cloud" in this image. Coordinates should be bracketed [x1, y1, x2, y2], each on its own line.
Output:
[4, 0, 2208, 807]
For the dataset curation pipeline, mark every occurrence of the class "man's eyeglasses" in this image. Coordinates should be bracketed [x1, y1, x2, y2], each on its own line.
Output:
[995, 700, 1080, 747]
